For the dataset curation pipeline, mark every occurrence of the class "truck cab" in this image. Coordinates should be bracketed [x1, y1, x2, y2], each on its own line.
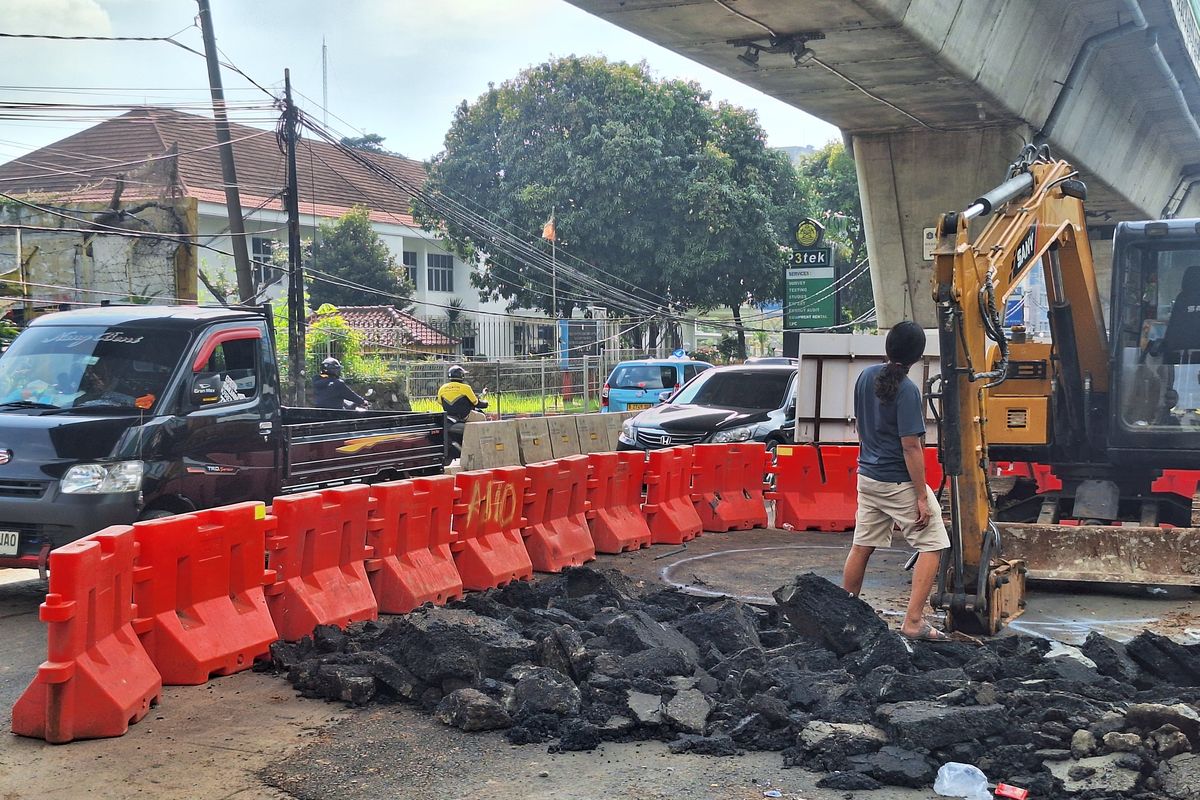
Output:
[0, 305, 442, 570]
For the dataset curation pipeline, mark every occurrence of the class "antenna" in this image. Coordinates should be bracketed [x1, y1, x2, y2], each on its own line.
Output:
[321, 37, 328, 127]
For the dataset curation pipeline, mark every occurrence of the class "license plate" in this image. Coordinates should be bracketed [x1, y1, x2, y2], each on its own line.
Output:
[627, 403, 651, 411]
[0, 530, 18, 557]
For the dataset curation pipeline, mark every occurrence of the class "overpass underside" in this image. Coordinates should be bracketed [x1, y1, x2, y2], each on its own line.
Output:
[568, 0, 1200, 326]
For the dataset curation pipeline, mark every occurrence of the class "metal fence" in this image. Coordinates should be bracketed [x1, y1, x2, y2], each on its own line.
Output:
[342, 351, 642, 416]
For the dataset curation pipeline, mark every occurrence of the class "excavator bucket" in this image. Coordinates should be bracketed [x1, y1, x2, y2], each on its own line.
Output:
[998, 522, 1200, 585]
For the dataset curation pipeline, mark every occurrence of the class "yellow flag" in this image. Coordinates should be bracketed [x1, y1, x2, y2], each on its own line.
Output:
[541, 216, 556, 242]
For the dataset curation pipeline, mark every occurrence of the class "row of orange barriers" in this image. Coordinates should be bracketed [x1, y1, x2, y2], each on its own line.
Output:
[12, 442, 770, 743]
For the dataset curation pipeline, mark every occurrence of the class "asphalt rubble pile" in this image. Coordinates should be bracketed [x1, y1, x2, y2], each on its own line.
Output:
[266, 569, 1200, 799]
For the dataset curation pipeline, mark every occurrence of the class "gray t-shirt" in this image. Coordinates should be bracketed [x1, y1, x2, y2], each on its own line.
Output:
[855, 363, 925, 483]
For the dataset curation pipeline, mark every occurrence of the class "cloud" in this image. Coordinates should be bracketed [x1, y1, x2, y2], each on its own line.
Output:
[0, 0, 113, 35]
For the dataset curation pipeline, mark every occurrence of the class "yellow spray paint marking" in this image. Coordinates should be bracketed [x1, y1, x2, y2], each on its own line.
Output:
[336, 433, 410, 454]
[464, 478, 518, 531]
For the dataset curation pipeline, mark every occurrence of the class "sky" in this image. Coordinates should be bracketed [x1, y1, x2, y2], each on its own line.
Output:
[0, 0, 839, 163]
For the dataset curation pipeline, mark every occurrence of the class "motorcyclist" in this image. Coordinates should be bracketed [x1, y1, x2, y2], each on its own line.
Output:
[312, 357, 368, 410]
[438, 364, 488, 462]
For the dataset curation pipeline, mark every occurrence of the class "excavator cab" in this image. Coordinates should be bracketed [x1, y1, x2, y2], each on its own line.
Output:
[1108, 219, 1200, 468]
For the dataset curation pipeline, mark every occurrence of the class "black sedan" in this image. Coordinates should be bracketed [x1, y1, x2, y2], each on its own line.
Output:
[617, 363, 797, 451]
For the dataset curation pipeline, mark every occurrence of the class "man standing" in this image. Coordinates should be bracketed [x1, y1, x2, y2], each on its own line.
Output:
[842, 321, 950, 640]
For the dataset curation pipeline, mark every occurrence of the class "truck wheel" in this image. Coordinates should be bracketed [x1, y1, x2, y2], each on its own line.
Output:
[137, 509, 177, 522]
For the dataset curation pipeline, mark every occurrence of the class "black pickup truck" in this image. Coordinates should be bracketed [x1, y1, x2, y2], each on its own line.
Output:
[0, 305, 443, 570]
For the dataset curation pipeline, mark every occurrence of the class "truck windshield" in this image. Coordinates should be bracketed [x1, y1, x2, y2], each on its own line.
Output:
[671, 369, 792, 410]
[0, 325, 188, 411]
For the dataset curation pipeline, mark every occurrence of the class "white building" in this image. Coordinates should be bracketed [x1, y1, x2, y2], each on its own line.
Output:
[0, 107, 534, 357]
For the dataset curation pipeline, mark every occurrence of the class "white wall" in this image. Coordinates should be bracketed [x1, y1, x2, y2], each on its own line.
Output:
[195, 202, 541, 357]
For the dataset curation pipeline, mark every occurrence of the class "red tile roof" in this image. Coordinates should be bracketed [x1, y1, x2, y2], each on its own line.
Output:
[0, 108, 427, 226]
[318, 305, 457, 350]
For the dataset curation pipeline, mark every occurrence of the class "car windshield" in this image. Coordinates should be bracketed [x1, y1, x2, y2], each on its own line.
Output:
[610, 364, 677, 390]
[0, 324, 188, 411]
[671, 369, 792, 410]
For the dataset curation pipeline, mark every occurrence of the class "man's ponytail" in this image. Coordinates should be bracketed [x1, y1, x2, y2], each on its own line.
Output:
[874, 361, 909, 402]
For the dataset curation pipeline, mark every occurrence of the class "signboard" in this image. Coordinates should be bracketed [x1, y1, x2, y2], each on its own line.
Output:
[784, 261, 837, 329]
[558, 319, 600, 367]
[784, 218, 839, 346]
[923, 227, 936, 261]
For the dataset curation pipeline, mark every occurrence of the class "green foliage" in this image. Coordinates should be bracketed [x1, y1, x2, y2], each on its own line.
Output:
[340, 133, 389, 153]
[308, 207, 412, 309]
[417, 56, 798, 326]
[794, 141, 873, 323]
[0, 317, 19, 348]
[714, 333, 741, 363]
[305, 303, 366, 378]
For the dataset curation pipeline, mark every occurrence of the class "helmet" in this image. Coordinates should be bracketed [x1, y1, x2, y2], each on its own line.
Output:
[447, 364, 467, 380]
[321, 357, 343, 377]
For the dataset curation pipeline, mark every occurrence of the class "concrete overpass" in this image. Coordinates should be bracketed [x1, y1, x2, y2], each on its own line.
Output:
[566, 0, 1200, 326]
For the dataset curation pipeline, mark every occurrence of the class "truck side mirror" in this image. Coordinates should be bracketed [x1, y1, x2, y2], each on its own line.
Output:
[190, 373, 221, 406]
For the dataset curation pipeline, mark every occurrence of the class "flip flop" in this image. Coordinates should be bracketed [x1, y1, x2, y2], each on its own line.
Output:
[901, 621, 951, 641]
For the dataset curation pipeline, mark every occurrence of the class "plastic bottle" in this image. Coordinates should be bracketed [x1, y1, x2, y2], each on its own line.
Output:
[934, 762, 992, 800]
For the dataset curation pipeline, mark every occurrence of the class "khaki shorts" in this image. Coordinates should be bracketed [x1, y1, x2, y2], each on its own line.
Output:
[853, 473, 950, 552]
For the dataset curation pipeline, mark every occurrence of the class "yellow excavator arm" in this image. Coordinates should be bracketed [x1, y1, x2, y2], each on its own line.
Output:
[929, 145, 1111, 634]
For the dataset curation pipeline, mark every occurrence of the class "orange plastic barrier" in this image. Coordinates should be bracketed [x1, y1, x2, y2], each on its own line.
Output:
[586, 451, 652, 553]
[690, 443, 770, 532]
[643, 446, 703, 544]
[451, 467, 534, 590]
[12, 527, 162, 743]
[924, 448, 944, 490]
[130, 503, 277, 685]
[815, 446, 860, 528]
[768, 445, 847, 531]
[265, 484, 378, 642]
[522, 456, 597, 572]
[366, 476, 464, 614]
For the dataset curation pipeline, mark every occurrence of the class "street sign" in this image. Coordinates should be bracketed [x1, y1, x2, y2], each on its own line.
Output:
[784, 247, 837, 329]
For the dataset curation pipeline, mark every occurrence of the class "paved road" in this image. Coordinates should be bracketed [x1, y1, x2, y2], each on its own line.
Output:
[0, 530, 1195, 799]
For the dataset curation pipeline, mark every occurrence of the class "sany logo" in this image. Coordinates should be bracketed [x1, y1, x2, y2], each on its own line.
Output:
[1011, 225, 1037, 281]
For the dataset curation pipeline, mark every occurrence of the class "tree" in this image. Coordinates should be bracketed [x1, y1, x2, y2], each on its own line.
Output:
[794, 142, 873, 324]
[416, 57, 797, 351]
[308, 206, 412, 309]
[674, 103, 801, 357]
[340, 133, 389, 153]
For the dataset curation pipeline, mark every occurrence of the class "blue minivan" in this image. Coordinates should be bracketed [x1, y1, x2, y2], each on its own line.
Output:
[601, 358, 713, 413]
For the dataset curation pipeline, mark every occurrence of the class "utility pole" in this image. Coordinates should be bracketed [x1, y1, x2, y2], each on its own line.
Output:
[283, 70, 306, 406]
[196, 0, 254, 304]
[321, 38, 329, 128]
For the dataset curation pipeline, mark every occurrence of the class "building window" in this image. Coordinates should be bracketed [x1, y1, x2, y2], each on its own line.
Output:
[427, 253, 454, 293]
[251, 237, 278, 288]
[402, 251, 418, 287]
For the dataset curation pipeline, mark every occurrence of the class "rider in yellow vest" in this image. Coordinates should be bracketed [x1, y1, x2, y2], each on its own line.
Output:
[437, 364, 485, 419]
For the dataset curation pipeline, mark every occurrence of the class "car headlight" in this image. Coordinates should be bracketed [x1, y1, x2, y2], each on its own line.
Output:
[711, 425, 756, 444]
[620, 419, 636, 442]
[61, 461, 144, 494]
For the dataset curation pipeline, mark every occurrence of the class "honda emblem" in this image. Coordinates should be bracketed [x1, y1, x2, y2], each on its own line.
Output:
[658, 434, 672, 445]
[0, 449, 12, 465]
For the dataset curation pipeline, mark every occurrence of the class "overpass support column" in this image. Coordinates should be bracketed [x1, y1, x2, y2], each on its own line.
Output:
[851, 125, 1030, 328]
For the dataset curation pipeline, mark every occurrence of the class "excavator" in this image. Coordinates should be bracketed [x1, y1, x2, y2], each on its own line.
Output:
[929, 144, 1200, 634]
